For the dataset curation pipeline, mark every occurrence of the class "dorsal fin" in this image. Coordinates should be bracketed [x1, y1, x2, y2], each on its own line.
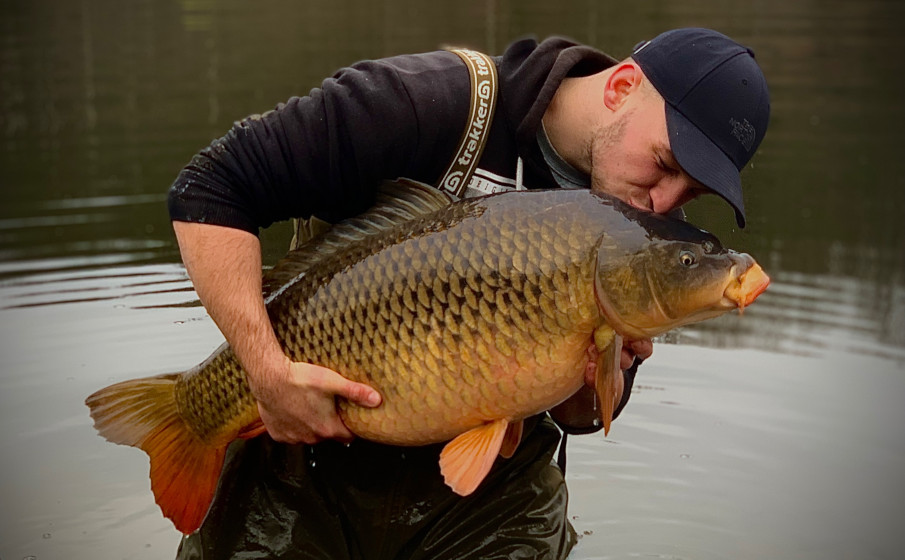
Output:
[262, 179, 454, 301]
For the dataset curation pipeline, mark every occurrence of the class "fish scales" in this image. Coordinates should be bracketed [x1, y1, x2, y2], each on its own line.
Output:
[172, 193, 603, 446]
[87, 184, 772, 533]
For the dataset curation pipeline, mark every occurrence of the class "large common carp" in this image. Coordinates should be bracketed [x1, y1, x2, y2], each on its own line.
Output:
[86, 181, 769, 534]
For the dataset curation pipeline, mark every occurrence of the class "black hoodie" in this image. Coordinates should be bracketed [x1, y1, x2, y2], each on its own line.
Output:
[167, 37, 617, 234]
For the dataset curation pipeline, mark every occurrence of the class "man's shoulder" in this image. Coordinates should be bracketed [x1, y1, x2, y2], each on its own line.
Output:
[338, 49, 469, 87]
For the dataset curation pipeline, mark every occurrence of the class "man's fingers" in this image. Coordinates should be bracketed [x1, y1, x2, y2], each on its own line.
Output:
[296, 362, 382, 407]
[621, 338, 653, 369]
[341, 381, 382, 407]
[619, 347, 634, 371]
[259, 400, 356, 445]
[252, 362, 378, 445]
[630, 339, 653, 360]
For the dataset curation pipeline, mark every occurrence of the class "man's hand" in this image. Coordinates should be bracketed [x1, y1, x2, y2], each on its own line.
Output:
[172, 221, 382, 447]
[583, 338, 653, 388]
[621, 338, 652, 371]
[255, 359, 382, 445]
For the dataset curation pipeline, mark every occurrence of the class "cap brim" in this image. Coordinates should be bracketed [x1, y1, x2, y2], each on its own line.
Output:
[665, 104, 747, 227]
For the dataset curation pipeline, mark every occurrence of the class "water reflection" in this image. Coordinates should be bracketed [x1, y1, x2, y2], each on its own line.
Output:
[674, 269, 905, 362]
[0, 266, 197, 309]
[1, 0, 904, 558]
[1, 262, 902, 559]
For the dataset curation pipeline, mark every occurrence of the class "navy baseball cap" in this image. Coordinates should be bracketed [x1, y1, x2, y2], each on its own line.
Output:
[631, 28, 770, 227]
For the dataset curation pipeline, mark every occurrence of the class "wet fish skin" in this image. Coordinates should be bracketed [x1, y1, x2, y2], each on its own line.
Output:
[86, 184, 769, 534]
[269, 191, 607, 446]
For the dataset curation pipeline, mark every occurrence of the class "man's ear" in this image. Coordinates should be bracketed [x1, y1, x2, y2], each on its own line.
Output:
[603, 63, 645, 111]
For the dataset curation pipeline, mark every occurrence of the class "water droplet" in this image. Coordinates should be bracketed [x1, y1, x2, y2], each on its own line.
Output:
[308, 460, 316, 468]
[42, 533, 51, 539]
[679, 453, 691, 459]
[24, 556, 38, 560]
[592, 418, 601, 427]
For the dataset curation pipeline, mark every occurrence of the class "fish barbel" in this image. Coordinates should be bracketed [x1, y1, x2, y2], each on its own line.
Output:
[86, 181, 769, 534]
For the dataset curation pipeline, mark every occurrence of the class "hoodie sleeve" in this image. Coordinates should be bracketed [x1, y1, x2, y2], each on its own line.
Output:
[167, 51, 469, 234]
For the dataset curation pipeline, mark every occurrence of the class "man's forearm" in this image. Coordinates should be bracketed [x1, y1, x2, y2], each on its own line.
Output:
[172, 221, 289, 398]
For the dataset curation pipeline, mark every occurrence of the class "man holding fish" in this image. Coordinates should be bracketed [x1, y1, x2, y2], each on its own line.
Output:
[154, 28, 770, 558]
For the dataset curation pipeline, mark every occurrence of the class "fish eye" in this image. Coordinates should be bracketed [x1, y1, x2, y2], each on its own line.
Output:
[679, 251, 696, 267]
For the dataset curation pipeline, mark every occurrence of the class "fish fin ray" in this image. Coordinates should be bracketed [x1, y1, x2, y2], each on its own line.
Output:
[594, 331, 624, 436]
[236, 418, 266, 439]
[439, 419, 509, 496]
[85, 374, 227, 534]
[145, 421, 226, 534]
[499, 419, 524, 459]
[264, 180, 454, 300]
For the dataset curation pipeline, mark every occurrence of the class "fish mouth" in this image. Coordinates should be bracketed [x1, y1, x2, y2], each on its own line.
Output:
[722, 258, 770, 312]
[594, 252, 771, 339]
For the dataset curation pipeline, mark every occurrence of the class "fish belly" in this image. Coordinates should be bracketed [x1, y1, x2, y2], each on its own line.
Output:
[339, 329, 594, 445]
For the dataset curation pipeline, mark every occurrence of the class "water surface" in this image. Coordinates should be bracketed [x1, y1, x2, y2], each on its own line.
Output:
[1, 1, 903, 558]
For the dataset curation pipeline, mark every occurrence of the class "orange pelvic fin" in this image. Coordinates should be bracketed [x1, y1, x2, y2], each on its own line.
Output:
[499, 419, 524, 459]
[85, 374, 227, 535]
[595, 330, 624, 436]
[237, 418, 267, 439]
[439, 418, 509, 496]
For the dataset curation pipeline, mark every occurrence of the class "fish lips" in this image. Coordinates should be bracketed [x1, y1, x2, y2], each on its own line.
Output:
[722, 255, 770, 312]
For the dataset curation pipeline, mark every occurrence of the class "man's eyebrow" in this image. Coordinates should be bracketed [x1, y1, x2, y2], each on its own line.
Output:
[657, 143, 679, 165]
[656, 143, 708, 193]
[655, 143, 680, 169]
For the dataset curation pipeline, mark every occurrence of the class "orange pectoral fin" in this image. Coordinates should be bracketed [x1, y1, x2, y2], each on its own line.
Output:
[595, 332, 624, 436]
[439, 419, 509, 496]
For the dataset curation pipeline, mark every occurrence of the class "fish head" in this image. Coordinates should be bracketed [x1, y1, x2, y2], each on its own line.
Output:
[593, 216, 770, 339]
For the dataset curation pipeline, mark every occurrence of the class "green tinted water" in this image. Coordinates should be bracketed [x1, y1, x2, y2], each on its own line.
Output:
[1, 1, 903, 558]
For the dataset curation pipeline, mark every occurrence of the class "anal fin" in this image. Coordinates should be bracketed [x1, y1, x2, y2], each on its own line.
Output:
[499, 419, 524, 459]
[439, 419, 509, 496]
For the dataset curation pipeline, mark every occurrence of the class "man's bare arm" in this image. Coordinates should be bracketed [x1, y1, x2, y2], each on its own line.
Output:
[172, 221, 381, 444]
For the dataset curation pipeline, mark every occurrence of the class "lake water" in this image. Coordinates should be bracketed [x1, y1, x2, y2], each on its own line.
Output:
[1, 1, 904, 559]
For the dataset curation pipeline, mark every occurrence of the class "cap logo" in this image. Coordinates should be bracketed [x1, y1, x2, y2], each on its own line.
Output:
[729, 117, 756, 152]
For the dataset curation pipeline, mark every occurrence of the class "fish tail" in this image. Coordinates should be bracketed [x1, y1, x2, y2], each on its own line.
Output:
[85, 373, 226, 535]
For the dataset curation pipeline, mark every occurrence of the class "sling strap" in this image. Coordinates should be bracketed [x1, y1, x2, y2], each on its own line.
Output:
[293, 49, 499, 249]
[436, 49, 499, 198]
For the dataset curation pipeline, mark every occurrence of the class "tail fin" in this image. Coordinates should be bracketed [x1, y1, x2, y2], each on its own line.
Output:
[85, 374, 227, 535]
